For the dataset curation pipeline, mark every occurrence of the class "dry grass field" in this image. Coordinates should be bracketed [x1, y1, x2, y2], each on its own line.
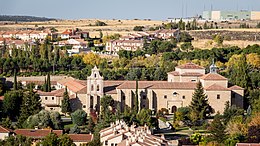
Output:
[1, 19, 260, 48]
[0, 19, 164, 37]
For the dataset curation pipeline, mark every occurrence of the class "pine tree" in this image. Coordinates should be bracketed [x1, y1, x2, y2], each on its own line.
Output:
[208, 113, 226, 143]
[13, 69, 17, 90]
[18, 89, 41, 127]
[189, 81, 212, 123]
[61, 87, 71, 115]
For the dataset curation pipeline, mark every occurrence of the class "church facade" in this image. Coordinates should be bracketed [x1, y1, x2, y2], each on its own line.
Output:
[38, 63, 244, 115]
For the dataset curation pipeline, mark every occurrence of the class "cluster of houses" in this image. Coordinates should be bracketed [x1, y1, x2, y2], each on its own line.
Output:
[0, 126, 93, 146]
[100, 120, 170, 146]
[105, 29, 179, 53]
[0, 29, 89, 55]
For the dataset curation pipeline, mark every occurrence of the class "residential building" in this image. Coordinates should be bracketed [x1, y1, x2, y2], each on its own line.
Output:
[54, 39, 88, 55]
[154, 29, 179, 40]
[100, 120, 170, 146]
[68, 134, 93, 146]
[14, 129, 63, 140]
[0, 126, 12, 140]
[105, 39, 144, 52]
[35, 62, 244, 115]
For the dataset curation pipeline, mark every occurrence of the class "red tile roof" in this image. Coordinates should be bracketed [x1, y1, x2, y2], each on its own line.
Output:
[200, 73, 227, 80]
[204, 84, 230, 91]
[116, 81, 197, 90]
[58, 78, 87, 93]
[229, 85, 244, 90]
[68, 134, 93, 142]
[14, 129, 63, 139]
[176, 62, 204, 69]
[0, 96, 4, 101]
[0, 126, 12, 133]
[24, 80, 57, 85]
[181, 72, 204, 76]
[37, 88, 65, 97]
[236, 143, 260, 146]
[168, 71, 179, 76]
[149, 82, 197, 89]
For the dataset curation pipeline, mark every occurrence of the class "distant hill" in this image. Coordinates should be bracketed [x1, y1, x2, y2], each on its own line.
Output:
[0, 15, 57, 22]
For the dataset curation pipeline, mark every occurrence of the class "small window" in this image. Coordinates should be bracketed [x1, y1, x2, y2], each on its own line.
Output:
[191, 79, 196, 82]
[91, 85, 94, 91]
[45, 97, 47, 100]
[182, 96, 185, 99]
[83, 105, 86, 108]
[122, 95, 126, 100]
[164, 95, 167, 99]
[94, 73, 97, 78]
[217, 94, 220, 99]
[142, 95, 146, 100]
[52, 97, 54, 100]
[50, 108, 53, 110]
[105, 141, 108, 145]
[97, 84, 100, 91]
[111, 144, 114, 146]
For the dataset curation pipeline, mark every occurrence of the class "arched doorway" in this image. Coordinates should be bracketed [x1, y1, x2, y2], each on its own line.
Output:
[171, 106, 177, 113]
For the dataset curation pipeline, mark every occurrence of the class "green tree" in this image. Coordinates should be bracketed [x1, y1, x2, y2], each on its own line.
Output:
[222, 101, 244, 124]
[100, 95, 115, 125]
[136, 109, 152, 126]
[3, 90, 23, 120]
[71, 109, 87, 126]
[134, 80, 139, 114]
[61, 87, 71, 115]
[59, 134, 75, 146]
[208, 113, 227, 143]
[18, 90, 42, 127]
[47, 73, 51, 92]
[40, 133, 59, 146]
[213, 34, 224, 46]
[87, 117, 95, 133]
[13, 69, 17, 90]
[189, 81, 212, 123]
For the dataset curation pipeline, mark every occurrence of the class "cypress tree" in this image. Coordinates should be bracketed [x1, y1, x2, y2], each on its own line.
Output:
[43, 77, 47, 92]
[47, 73, 51, 92]
[13, 69, 17, 90]
[189, 81, 212, 123]
[134, 79, 139, 114]
[61, 87, 71, 116]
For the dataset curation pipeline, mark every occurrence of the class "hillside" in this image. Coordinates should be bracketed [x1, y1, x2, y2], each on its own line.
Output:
[0, 15, 56, 22]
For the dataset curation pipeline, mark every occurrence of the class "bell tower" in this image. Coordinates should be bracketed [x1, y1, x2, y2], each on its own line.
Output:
[87, 66, 104, 113]
[210, 59, 217, 73]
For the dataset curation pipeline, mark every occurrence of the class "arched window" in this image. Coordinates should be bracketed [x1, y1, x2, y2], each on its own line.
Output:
[97, 84, 100, 91]
[94, 73, 96, 78]
[91, 84, 94, 91]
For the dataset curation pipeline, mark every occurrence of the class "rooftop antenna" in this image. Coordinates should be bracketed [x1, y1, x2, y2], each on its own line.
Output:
[185, 1, 187, 18]
[182, 1, 184, 18]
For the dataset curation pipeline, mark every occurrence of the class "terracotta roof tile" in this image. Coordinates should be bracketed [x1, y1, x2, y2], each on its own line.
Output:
[24, 80, 57, 85]
[200, 73, 227, 80]
[168, 71, 179, 76]
[205, 84, 230, 91]
[229, 85, 244, 90]
[0, 126, 12, 133]
[60, 79, 86, 93]
[68, 134, 93, 142]
[116, 81, 197, 90]
[181, 72, 204, 76]
[176, 62, 204, 69]
[37, 88, 65, 97]
[14, 129, 63, 138]
[104, 81, 124, 94]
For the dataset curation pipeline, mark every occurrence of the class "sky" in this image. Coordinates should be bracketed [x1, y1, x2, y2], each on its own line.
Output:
[1, 0, 260, 20]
